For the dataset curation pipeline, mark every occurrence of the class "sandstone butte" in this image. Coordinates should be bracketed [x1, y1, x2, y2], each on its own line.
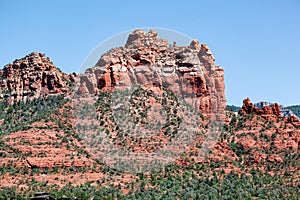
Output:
[76, 29, 226, 122]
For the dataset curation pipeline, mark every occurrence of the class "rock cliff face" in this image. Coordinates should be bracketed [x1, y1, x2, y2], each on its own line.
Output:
[0, 52, 75, 104]
[78, 30, 226, 121]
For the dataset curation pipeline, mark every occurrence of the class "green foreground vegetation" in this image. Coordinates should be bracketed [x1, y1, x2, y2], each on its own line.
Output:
[0, 163, 298, 200]
[0, 96, 299, 199]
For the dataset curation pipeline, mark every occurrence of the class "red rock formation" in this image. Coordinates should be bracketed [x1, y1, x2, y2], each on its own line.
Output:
[271, 104, 281, 116]
[77, 30, 226, 121]
[239, 98, 282, 120]
[238, 98, 255, 115]
[0, 52, 75, 103]
[239, 98, 300, 125]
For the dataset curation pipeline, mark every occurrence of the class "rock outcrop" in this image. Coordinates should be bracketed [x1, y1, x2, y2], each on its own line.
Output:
[0, 52, 75, 104]
[255, 101, 299, 118]
[77, 30, 226, 121]
[239, 98, 282, 120]
[239, 98, 300, 125]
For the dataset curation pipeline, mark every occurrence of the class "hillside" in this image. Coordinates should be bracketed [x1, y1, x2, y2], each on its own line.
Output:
[0, 96, 299, 199]
[286, 105, 300, 118]
[0, 30, 299, 199]
[226, 105, 240, 112]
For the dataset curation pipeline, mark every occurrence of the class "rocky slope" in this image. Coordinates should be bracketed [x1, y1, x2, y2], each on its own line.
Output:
[77, 30, 226, 121]
[0, 52, 76, 104]
[0, 94, 299, 198]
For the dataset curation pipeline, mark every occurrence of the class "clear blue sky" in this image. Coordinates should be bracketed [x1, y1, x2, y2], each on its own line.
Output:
[1, 0, 299, 106]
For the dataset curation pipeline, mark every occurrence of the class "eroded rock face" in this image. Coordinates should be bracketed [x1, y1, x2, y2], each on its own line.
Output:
[78, 30, 226, 121]
[0, 52, 75, 103]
